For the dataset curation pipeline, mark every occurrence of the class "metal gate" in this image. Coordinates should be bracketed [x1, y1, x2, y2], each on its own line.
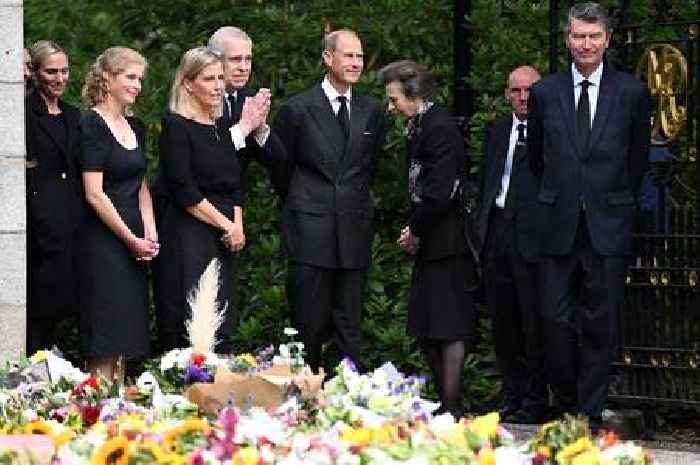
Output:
[605, 4, 700, 407]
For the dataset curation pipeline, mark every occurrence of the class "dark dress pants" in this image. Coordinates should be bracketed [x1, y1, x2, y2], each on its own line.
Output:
[540, 212, 626, 420]
[287, 261, 365, 373]
[484, 208, 547, 413]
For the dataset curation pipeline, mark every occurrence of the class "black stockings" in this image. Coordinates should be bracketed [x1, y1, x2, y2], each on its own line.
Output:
[420, 338, 466, 418]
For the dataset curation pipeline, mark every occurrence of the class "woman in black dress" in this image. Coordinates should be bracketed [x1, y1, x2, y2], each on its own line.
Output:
[79, 47, 159, 381]
[153, 47, 245, 353]
[25, 41, 82, 355]
[380, 61, 477, 418]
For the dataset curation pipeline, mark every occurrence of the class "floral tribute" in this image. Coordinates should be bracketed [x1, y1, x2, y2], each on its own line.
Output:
[0, 346, 655, 465]
[0, 263, 653, 464]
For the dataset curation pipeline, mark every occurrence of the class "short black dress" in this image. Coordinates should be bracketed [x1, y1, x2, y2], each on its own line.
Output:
[152, 113, 243, 353]
[77, 111, 150, 359]
[404, 104, 477, 342]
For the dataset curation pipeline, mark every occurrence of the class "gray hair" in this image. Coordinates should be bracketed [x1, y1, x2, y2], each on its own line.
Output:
[378, 60, 435, 100]
[323, 29, 360, 53]
[208, 26, 252, 54]
[566, 2, 611, 34]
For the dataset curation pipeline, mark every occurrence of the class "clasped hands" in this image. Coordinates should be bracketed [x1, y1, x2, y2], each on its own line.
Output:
[397, 225, 419, 255]
[220, 223, 246, 253]
[129, 230, 160, 261]
[238, 88, 272, 138]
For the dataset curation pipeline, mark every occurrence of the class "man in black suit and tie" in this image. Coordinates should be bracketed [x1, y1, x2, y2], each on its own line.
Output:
[478, 65, 547, 423]
[208, 26, 284, 193]
[528, 2, 650, 429]
[273, 29, 385, 373]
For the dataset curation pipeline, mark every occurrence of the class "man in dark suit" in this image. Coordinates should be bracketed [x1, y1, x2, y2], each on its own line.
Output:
[208, 26, 284, 193]
[528, 2, 650, 429]
[272, 29, 385, 372]
[478, 65, 547, 423]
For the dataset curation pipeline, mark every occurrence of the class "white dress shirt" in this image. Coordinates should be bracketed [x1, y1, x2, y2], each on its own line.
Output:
[321, 75, 352, 118]
[495, 114, 526, 208]
[572, 61, 603, 129]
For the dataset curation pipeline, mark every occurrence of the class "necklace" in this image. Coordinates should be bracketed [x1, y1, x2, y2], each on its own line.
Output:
[212, 126, 220, 141]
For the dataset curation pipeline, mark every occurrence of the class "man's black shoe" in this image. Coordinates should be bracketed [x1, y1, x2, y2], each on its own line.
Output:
[499, 402, 523, 421]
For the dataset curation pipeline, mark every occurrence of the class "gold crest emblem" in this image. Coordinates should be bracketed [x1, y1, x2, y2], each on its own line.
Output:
[636, 44, 688, 141]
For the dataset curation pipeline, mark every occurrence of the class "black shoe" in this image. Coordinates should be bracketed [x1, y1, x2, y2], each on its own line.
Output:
[588, 416, 604, 436]
[508, 407, 550, 424]
[499, 402, 523, 421]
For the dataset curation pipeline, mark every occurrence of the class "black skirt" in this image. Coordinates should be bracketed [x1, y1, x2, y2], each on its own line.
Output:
[407, 253, 476, 342]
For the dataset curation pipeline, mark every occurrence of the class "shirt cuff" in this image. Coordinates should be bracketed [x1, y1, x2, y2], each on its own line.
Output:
[254, 124, 270, 147]
[230, 124, 247, 150]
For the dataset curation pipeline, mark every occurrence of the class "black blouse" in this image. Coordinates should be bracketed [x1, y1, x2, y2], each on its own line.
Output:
[158, 113, 243, 212]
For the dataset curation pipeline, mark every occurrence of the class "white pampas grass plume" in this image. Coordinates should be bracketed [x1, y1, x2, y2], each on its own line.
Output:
[185, 258, 227, 354]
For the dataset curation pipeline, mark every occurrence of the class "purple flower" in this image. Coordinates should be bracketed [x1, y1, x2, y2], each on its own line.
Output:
[183, 365, 213, 384]
[342, 357, 357, 372]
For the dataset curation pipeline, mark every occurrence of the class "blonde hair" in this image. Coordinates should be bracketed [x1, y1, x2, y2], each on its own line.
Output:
[30, 40, 67, 73]
[169, 47, 223, 119]
[81, 47, 147, 110]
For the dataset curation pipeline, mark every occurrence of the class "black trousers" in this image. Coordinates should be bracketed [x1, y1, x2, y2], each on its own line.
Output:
[286, 261, 365, 373]
[540, 212, 626, 419]
[484, 208, 547, 411]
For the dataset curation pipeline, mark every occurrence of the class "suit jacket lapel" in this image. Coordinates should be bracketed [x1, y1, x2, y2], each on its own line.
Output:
[557, 72, 581, 159]
[492, 119, 511, 180]
[309, 84, 344, 171]
[588, 65, 617, 154]
[31, 93, 69, 160]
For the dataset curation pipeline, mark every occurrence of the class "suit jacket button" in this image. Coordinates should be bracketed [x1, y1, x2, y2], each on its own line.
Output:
[61, 172, 67, 180]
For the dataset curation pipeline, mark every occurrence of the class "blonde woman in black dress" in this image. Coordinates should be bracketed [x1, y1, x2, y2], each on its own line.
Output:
[79, 47, 158, 382]
[25, 41, 82, 355]
[153, 47, 249, 353]
[380, 61, 477, 418]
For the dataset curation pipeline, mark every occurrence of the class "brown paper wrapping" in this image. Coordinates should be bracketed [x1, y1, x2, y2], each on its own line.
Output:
[185, 364, 324, 414]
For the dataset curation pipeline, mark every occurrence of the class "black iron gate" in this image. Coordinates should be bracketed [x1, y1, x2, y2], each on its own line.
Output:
[605, 5, 700, 407]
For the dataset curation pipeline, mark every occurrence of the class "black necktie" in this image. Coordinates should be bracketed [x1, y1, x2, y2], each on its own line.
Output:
[337, 96, 350, 143]
[227, 93, 238, 127]
[504, 123, 526, 220]
[577, 80, 591, 153]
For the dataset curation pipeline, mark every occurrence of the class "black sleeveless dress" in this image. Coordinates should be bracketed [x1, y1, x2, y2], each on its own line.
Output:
[77, 110, 150, 359]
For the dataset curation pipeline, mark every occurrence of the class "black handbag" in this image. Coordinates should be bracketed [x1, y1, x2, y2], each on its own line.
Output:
[455, 175, 483, 282]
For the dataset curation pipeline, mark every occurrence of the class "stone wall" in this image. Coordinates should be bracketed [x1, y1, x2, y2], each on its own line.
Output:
[0, 0, 25, 362]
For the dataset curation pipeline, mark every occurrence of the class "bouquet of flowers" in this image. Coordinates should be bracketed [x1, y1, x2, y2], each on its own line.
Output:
[319, 358, 438, 427]
[528, 415, 654, 465]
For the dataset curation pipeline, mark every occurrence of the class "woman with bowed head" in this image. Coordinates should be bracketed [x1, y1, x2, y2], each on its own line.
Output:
[153, 47, 245, 353]
[78, 47, 158, 381]
[379, 60, 478, 419]
[25, 41, 82, 355]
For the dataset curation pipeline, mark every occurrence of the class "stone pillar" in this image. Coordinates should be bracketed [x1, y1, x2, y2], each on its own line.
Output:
[0, 0, 26, 362]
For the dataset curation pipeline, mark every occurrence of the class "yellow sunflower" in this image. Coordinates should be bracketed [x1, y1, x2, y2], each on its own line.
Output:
[24, 420, 53, 435]
[162, 419, 209, 454]
[91, 436, 130, 465]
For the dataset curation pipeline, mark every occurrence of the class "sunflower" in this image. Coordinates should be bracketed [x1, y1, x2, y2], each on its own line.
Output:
[91, 436, 130, 465]
[161, 419, 209, 455]
[24, 420, 53, 435]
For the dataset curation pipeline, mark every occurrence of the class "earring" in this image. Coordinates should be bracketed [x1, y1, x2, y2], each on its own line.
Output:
[186, 86, 192, 93]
